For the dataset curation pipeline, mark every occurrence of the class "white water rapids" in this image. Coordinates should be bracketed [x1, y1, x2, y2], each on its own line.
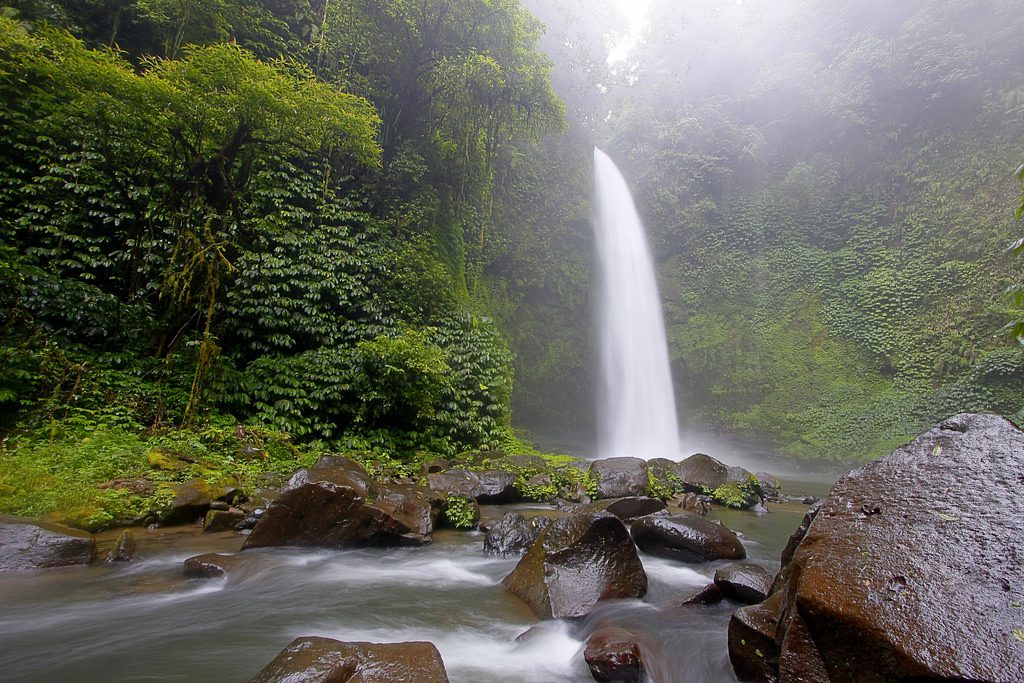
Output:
[593, 148, 681, 460]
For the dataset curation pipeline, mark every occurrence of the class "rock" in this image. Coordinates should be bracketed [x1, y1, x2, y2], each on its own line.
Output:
[583, 627, 645, 682]
[203, 509, 246, 533]
[483, 512, 551, 556]
[161, 478, 224, 525]
[728, 414, 1024, 682]
[248, 636, 449, 683]
[589, 458, 649, 499]
[588, 496, 666, 521]
[502, 513, 648, 619]
[728, 592, 782, 682]
[645, 457, 679, 495]
[290, 456, 376, 497]
[421, 458, 450, 475]
[0, 516, 95, 571]
[241, 479, 435, 550]
[672, 453, 729, 492]
[678, 583, 723, 606]
[800, 495, 820, 505]
[666, 492, 711, 515]
[714, 563, 773, 604]
[375, 483, 444, 537]
[426, 469, 517, 504]
[105, 529, 136, 562]
[183, 552, 241, 578]
[630, 514, 745, 563]
[755, 472, 781, 502]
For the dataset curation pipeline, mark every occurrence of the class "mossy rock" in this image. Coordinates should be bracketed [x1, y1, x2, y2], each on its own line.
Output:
[146, 447, 197, 472]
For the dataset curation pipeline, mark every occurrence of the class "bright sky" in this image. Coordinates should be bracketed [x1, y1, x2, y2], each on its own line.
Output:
[607, 0, 650, 63]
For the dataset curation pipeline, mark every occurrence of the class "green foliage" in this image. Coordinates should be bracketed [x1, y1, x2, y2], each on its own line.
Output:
[707, 475, 762, 510]
[442, 494, 477, 529]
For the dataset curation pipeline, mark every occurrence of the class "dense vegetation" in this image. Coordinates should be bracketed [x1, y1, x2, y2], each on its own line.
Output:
[1, 0, 1023, 528]
[0, 0, 576, 526]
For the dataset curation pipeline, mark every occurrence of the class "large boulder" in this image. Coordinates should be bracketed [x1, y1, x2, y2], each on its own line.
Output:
[483, 512, 551, 556]
[587, 496, 666, 521]
[288, 456, 376, 497]
[248, 636, 449, 683]
[589, 458, 649, 499]
[426, 469, 517, 504]
[502, 513, 648, 619]
[729, 413, 1024, 682]
[672, 453, 729, 492]
[241, 478, 437, 550]
[630, 514, 745, 563]
[0, 516, 95, 571]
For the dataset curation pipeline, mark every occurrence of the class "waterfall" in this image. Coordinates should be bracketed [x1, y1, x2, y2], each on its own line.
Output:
[593, 147, 680, 460]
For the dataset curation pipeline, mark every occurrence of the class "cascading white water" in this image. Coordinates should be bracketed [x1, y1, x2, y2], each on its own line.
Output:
[593, 147, 680, 460]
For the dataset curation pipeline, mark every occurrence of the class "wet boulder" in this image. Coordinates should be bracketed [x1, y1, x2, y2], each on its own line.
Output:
[0, 516, 95, 571]
[502, 513, 648, 619]
[630, 514, 745, 563]
[587, 496, 666, 521]
[714, 563, 773, 604]
[203, 508, 246, 533]
[728, 592, 782, 682]
[729, 413, 1024, 682]
[289, 456, 376, 497]
[584, 627, 646, 682]
[483, 512, 551, 556]
[589, 458, 649, 499]
[241, 479, 436, 550]
[248, 636, 449, 683]
[672, 453, 729, 492]
[667, 492, 711, 515]
[426, 469, 517, 504]
[678, 583, 723, 606]
[755, 472, 781, 502]
[183, 552, 243, 578]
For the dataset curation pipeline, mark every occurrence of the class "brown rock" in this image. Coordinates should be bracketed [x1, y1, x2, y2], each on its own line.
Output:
[248, 636, 449, 683]
[672, 453, 729, 491]
[678, 583, 723, 606]
[714, 563, 773, 604]
[584, 627, 645, 682]
[426, 469, 517, 504]
[203, 509, 246, 533]
[241, 480, 434, 550]
[502, 513, 647, 619]
[483, 512, 552, 556]
[183, 552, 242, 578]
[630, 514, 745, 563]
[728, 413, 1024, 682]
[587, 496, 666, 521]
[728, 592, 782, 682]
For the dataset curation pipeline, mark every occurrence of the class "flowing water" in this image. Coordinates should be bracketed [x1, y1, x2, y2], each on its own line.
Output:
[0, 488, 831, 683]
[593, 148, 681, 460]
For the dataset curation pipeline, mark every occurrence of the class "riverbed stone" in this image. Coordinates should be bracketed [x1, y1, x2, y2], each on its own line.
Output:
[241, 478, 436, 550]
[714, 563, 773, 604]
[183, 552, 242, 578]
[728, 413, 1024, 682]
[105, 529, 136, 562]
[583, 627, 646, 682]
[289, 456, 376, 497]
[630, 514, 745, 563]
[203, 508, 246, 533]
[427, 469, 517, 504]
[678, 583, 723, 606]
[728, 592, 782, 682]
[755, 472, 782, 502]
[589, 457, 649, 499]
[672, 453, 729, 492]
[248, 636, 449, 683]
[502, 512, 648, 619]
[0, 516, 95, 571]
[483, 511, 551, 556]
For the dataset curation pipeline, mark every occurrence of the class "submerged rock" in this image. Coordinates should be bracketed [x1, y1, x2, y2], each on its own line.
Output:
[183, 552, 241, 578]
[483, 512, 551, 556]
[714, 563, 773, 604]
[0, 516, 95, 571]
[589, 457, 649, 499]
[630, 514, 745, 563]
[584, 627, 646, 682]
[248, 636, 449, 683]
[728, 413, 1024, 682]
[203, 508, 246, 533]
[502, 512, 648, 619]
